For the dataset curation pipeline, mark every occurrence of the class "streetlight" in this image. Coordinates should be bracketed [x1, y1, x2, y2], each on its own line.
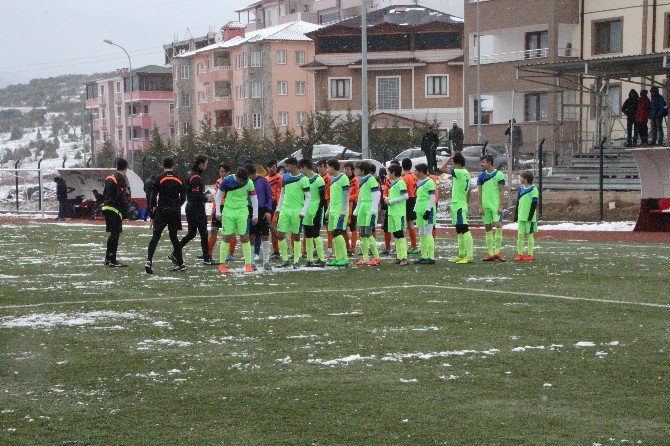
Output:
[361, 0, 369, 159]
[103, 39, 134, 166]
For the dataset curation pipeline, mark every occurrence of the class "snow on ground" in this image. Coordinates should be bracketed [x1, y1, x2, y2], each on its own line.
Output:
[504, 221, 635, 232]
[0, 310, 142, 329]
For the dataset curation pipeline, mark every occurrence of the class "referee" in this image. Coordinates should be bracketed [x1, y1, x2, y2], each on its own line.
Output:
[145, 157, 186, 274]
[176, 154, 213, 264]
[101, 158, 130, 267]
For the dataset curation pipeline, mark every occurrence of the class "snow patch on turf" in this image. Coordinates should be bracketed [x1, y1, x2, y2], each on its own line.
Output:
[328, 311, 363, 316]
[512, 346, 545, 352]
[399, 378, 418, 383]
[137, 339, 192, 349]
[241, 314, 311, 321]
[575, 341, 596, 347]
[0, 311, 141, 329]
[504, 221, 634, 232]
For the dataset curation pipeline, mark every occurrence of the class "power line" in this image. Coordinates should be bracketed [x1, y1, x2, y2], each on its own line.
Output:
[0, 46, 164, 71]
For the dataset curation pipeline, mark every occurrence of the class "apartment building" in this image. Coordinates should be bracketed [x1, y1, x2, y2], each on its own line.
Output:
[172, 21, 320, 136]
[235, 0, 462, 30]
[84, 66, 173, 158]
[302, 5, 464, 129]
[463, 0, 580, 151]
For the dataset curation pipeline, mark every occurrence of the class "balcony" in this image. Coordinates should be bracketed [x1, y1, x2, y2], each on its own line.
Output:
[211, 95, 231, 103]
[470, 48, 549, 65]
[211, 65, 232, 72]
[99, 95, 107, 104]
[115, 92, 123, 102]
[126, 114, 152, 129]
[99, 118, 107, 129]
[278, 11, 318, 25]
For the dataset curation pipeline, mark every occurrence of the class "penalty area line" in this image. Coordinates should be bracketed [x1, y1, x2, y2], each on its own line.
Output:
[0, 285, 668, 311]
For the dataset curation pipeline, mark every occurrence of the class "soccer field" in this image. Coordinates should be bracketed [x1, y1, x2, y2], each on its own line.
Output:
[0, 222, 668, 445]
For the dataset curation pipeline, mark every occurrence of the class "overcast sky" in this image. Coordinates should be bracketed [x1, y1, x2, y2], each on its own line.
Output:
[0, 0, 250, 88]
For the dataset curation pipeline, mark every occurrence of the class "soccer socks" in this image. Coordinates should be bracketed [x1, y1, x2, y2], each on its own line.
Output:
[279, 239, 289, 261]
[306, 238, 315, 262]
[464, 231, 474, 260]
[495, 228, 503, 254]
[408, 227, 418, 250]
[369, 236, 380, 259]
[384, 231, 392, 250]
[360, 237, 370, 262]
[208, 235, 217, 257]
[426, 235, 435, 260]
[457, 233, 465, 258]
[419, 236, 427, 259]
[293, 240, 302, 264]
[220, 240, 230, 263]
[343, 231, 351, 253]
[517, 231, 525, 255]
[333, 235, 346, 260]
[315, 236, 325, 261]
[485, 230, 495, 256]
[242, 241, 252, 266]
[527, 233, 535, 255]
[351, 231, 358, 253]
[261, 240, 271, 264]
[229, 237, 237, 255]
[395, 238, 408, 260]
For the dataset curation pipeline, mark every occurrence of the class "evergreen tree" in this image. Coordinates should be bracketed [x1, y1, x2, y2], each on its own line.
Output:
[141, 125, 167, 180]
[53, 136, 60, 151]
[335, 108, 362, 152]
[97, 137, 116, 168]
[314, 101, 337, 143]
[9, 126, 23, 141]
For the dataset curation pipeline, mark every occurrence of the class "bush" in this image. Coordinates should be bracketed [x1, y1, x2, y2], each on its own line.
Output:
[9, 126, 24, 141]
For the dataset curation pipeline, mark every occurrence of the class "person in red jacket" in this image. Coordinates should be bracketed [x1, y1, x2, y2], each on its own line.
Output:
[636, 89, 651, 146]
[344, 163, 359, 254]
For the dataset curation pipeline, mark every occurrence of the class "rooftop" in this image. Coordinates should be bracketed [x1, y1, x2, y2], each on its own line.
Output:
[333, 5, 462, 29]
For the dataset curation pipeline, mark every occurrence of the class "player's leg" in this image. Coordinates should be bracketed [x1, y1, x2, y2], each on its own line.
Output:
[367, 215, 381, 265]
[525, 222, 536, 261]
[240, 218, 253, 273]
[218, 233, 232, 274]
[208, 215, 219, 259]
[348, 215, 358, 255]
[482, 209, 496, 261]
[406, 199, 419, 253]
[494, 215, 505, 261]
[390, 216, 408, 265]
[167, 215, 185, 271]
[357, 225, 370, 265]
[515, 223, 526, 261]
[292, 215, 302, 268]
[103, 209, 124, 266]
[449, 206, 464, 262]
[146, 216, 167, 274]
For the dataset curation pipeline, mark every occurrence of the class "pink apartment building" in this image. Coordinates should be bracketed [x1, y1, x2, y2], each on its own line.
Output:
[84, 65, 174, 160]
[172, 21, 320, 137]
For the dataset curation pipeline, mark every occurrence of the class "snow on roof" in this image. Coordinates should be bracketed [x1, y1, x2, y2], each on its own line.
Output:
[175, 21, 321, 58]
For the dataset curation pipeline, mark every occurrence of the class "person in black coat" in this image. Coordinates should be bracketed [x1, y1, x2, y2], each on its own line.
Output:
[301, 137, 314, 160]
[448, 120, 464, 152]
[101, 158, 130, 266]
[420, 125, 440, 173]
[143, 177, 155, 221]
[621, 89, 640, 147]
[176, 154, 213, 264]
[54, 176, 74, 221]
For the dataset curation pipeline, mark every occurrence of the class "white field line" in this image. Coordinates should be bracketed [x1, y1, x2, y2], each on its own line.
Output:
[0, 285, 668, 311]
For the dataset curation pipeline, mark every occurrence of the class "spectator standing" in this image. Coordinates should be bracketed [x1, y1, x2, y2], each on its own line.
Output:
[54, 176, 73, 221]
[621, 89, 640, 147]
[636, 90, 651, 146]
[649, 86, 667, 146]
[143, 176, 155, 221]
[504, 119, 523, 169]
[420, 125, 440, 173]
[448, 120, 464, 153]
[301, 136, 314, 160]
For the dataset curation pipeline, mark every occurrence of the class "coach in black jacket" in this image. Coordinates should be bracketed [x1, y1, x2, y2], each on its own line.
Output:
[101, 158, 130, 267]
[176, 154, 213, 264]
[146, 157, 186, 274]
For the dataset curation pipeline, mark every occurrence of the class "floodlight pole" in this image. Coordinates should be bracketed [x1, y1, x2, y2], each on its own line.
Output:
[476, 0, 482, 144]
[104, 39, 134, 167]
[361, 1, 370, 159]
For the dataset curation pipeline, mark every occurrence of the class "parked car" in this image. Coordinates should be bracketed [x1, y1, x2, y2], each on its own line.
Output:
[278, 144, 362, 171]
[461, 144, 509, 172]
[338, 158, 385, 175]
[384, 147, 451, 169]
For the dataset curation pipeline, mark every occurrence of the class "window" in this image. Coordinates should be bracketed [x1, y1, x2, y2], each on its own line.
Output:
[277, 50, 287, 65]
[414, 32, 461, 50]
[101, 108, 106, 119]
[295, 81, 306, 96]
[320, 11, 340, 24]
[295, 51, 305, 65]
[197, 62, 208, 74]
[251, 51, 261, 67]
[264, 9, 274, 26]
[198, 91, 207, 103]
[213, 51, 230, 68]
[236, 85, 242, 100]
[524, 92, 549, 122]
[277, 81, 288, 96]
[118, 129, 122, 143]
[244, 83, 249, 99]
[594, 19, 623, 54]
[253, 113, 262, 129]
[329, 78, 351, 100]
[170, 128, 175, 139]
[605, 84, 622, 116]
[214, 80, 231, 98]
[116, 106, 122, 117]
[144, 128, 150, 140]
[252, 82, 261, 99]
[182, 122, 190, 134]
[236, 116, 241, 129]
[297, 112, 307, 125]
[143, 104, 149, 114]
[181, 92, 191, 107]
[279, 111, 288, 127]
[243, 52, 248, 68]
[473, 98, 492, 125]
[426, 75, 449, 97]
[525, 31, 549, 58]
[169, 103, 174, 114]
[181, 64, 190, 79]
[377, 76, 400, 110]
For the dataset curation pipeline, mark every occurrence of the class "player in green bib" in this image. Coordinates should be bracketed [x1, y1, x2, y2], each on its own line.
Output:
[514, 170, 539, 262]
[299, 159, 326, 267]
[440, 152, 474, 263]
[214, 167, 258, 274]
[326, 159, 351, 266]
[477, 154, 507, 261]
[384, 164, 409, 265]
[413, 163, 436, 265]
[353, 161, 381, 266]
[275, 157, 311, 268]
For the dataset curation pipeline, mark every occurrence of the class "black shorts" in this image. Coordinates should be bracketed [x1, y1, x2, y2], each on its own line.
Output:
[250, 207, 270, 237]
[304, 222, 322, 238]
[381, 208, 389, 232]
[406, 197, 417, 221]
[211, 212, 222, 229]
[154, 208, 182, 233]
[186, 207, 207, 226]
[102, 209, 122, 234]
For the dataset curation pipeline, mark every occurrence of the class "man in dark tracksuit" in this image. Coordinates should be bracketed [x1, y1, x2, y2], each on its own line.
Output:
[176, 155, 212, 264]
[145, 157, 186, 274]
[101, 158, 130, 267]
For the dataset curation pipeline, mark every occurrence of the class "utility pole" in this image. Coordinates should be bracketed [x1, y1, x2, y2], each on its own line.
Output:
[104, 39, 134, 167]
[361, 0, 369, 159]
[476, 0, 482, 143]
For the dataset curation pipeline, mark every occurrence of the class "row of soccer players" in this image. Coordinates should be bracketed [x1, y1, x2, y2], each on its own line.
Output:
[99, 153, 539, 273]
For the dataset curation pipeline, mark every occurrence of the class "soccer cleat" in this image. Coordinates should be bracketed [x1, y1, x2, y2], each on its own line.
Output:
[335, 259, 350, 267]
[408, 248, 421, 255]
[392, 259, 402, 265]
[218, 263, 230, 274]
[305, 261, 314, 268]
[380, 250, 390, 256]
[397, 259, 409, 266]
[226, 254, 234, 262]
[524, 254, 535, 262]
[367, 258, 382, 266]
[313, 260, 326, 268]
[356, 259, 367, 266]
[325, 259, 339, 267]
[203, 258, 214, 265]
[244, 264, 254, 273]
[456, 257, 472, 264]
[424, 259, 436, 265]
[495, 253, 506, 262]
[196, 254, 206, 260]
[293, 262, 301, 269]
[144, 261, 154, 275]
[514, 254, 524, 262]
[104, 259, 110, 266]
[168, 253, 178, 265]
[253, 254, 260, 262]
[482, 254, 496, 262]
[108, 261, 128, 267]
[448, 256, 464, 263]
[170, 264, 186, 272]
[413, 258, 428, 264]
[263, 262, 273, 271]
[270, 252, 281, 260]
[275, 260, 291, 268]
